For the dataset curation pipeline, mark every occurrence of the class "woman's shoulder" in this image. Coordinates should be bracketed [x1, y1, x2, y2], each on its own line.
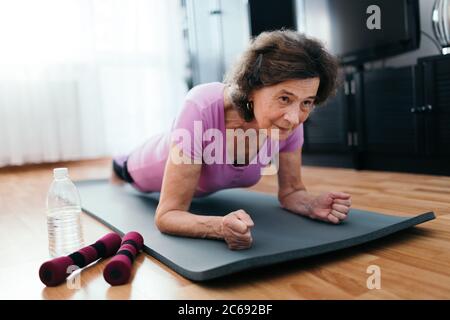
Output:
[185, 82, 225, 109]
[172, 82, 225, 131]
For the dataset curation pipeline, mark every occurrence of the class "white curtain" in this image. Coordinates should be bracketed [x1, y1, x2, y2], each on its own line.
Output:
[0, 0, 188, 167]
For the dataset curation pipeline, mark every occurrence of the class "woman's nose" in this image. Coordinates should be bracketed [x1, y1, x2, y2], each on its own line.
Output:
[284, 106, 300, 126]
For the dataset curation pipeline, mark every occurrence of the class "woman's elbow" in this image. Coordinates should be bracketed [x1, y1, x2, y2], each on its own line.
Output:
[154, 209, 171, 234]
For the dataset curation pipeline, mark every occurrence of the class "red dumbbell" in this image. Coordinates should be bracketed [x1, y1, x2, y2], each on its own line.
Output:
[103, 231, 143, 286]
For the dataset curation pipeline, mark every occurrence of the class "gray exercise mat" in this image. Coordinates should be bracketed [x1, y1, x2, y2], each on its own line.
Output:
[75, 179, 435, 281]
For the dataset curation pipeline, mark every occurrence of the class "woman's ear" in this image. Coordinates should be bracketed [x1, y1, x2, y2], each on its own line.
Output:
[245, 90, 253, 107]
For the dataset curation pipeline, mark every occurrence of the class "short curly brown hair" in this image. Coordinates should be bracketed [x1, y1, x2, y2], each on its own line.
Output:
[224, 29, 340, 122]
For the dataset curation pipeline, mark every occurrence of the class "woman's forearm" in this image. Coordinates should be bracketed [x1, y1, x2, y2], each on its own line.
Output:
[155, 210, 224, 240]
[279, 188, 315, 217]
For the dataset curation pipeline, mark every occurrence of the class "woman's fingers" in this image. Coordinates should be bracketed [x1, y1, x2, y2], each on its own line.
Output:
[308, 193, 351, 225]
[235, 210, 255, 228]
[224, 216, 248, 233]
[226, 232, 253, 250]
[333, 198, 352, 207]
[332, 203, 350, 214]
[227, 229, 252, 240]
[223, 224, 252, 242]
[330, 191, 351, 199]
[228, 244, 252, 250]
[327, 214, 340, 224]
[331, 202, 350, 223]
[223, 211, 254, 250]
[229, 237, 252, 247]
[330, 209, 347, 221]
[229, 235, 252, 244]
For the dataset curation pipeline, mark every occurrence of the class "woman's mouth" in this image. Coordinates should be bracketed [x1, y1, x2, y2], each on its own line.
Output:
[273, 125, 291, 133]
[268, 125, 292, 140]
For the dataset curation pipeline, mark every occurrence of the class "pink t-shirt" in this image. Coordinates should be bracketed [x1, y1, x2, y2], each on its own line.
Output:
[126, 82, 304, 197]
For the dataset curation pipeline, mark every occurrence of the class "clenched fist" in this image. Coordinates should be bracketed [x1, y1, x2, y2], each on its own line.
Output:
[307, 191, 352, 224]
[221, 209, 254, 250]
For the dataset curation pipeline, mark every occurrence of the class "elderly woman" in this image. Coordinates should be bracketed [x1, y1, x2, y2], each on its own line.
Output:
[112, 30, 352, 250]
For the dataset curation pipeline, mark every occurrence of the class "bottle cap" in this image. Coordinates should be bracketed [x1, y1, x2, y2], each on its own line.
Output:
[53, 168, 69, 179]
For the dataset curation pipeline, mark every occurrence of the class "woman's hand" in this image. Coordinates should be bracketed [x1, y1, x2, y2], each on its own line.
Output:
[221, 209, 254, 250]
[306, 192, 352, 224]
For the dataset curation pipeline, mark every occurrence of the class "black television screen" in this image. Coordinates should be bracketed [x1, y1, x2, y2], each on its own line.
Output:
[249, 0, 297, 37]
[304, 0, 421, 65]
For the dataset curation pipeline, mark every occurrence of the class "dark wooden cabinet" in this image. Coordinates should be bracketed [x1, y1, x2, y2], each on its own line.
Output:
[361, 66, 419, 156]
[303, 54, 450, 176]
[417, 55, 450, 158]
[302, 73, 358, 168]
[303, 81, 350, 153]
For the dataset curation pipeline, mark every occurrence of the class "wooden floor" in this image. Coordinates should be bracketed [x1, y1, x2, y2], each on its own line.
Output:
[1, 158, 449, 299]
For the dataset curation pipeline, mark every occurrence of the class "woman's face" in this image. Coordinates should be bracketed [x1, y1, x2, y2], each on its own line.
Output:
[249, 78, 320, 140]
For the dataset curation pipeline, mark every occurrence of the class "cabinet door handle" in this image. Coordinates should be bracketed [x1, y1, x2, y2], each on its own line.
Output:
[344, 81, 350, 95]
[414, 105, 433, 113]
[347, 132, 353, 146]
[209, 9, 222, 15]
[353, 132, 358, 146]
[350, 79, 356, 95]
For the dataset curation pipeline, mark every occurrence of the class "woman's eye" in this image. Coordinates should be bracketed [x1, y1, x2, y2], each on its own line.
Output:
[279, 96, 290, 104]
[302, 101, 315, 109]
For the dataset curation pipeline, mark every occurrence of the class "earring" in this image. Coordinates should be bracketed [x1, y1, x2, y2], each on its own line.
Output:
[244, 101, 254, 122]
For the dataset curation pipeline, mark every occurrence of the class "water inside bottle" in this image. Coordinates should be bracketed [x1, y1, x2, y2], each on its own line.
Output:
[47, 206, 84, 257]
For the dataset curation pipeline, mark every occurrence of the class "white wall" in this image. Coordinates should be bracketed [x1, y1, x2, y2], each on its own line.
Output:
[186, 0, 250, 85]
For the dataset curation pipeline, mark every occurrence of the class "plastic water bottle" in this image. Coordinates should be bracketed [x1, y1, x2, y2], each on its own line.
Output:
[46, 168, 84, 257]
